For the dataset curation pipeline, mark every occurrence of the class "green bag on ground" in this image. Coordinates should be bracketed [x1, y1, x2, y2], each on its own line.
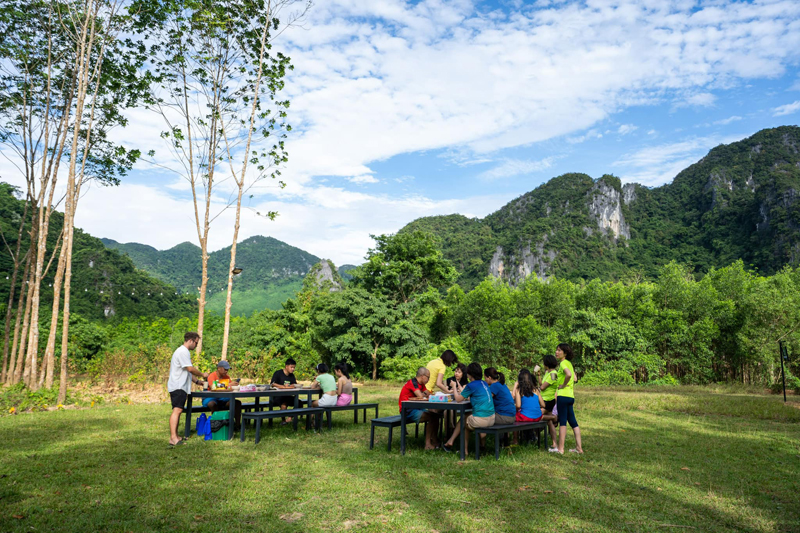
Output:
[209, 410, 230, 441]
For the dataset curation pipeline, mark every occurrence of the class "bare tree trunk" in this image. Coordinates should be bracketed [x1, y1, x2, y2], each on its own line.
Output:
[1, 199, 30, 382]
[58, 198, 78, 404]
[372, 343, 379, 380]
[14, 245, 36, 385]
[6, 245, 33, 385]
[220, 186, 244, 360]
[43, 234, 67, 388]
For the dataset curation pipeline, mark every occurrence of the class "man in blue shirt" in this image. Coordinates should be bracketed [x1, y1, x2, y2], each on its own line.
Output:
[442, 362, 494, 453]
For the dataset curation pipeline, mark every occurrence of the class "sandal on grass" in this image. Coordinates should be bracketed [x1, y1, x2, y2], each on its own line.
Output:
[568, 449, 583, 454]
[169, 440, 186, 448]
[548, 447, 563, 454]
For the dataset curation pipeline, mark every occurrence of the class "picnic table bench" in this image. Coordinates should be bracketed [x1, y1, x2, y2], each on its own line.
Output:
[474, 420, 550, 460]
[369, 415, 429, 452]
[241, 408, 324, 443]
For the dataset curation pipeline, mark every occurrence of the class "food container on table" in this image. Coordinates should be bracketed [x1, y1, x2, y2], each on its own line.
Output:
[231, 385, 240, 391]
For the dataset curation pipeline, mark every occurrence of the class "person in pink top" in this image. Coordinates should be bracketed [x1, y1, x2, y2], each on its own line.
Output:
[334, 362, 353, 406]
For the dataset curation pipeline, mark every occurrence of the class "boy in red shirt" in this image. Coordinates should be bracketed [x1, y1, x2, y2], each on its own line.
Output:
[398, 367, 441, 450]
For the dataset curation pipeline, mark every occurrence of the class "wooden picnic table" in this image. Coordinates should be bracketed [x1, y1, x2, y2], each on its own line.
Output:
[400, 399, 472, 460]
[187, 387, 359, 440]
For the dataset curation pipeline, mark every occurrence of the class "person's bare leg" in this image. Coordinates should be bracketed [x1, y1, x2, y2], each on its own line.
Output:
[445, 422, 461, 447]
[280, 402, 292, 423]
[558, 425, 567, 453]
[572, 427, 583, 453]
[545, 417, 558, 448]
[169, 408, 183, 445]
[512, 430, 519, 446]
[422, 414, 440, 450]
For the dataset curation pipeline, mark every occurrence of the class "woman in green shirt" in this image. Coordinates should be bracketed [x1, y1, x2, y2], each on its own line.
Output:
[311, 363, 338, 408]
[552, 343, 583, 455]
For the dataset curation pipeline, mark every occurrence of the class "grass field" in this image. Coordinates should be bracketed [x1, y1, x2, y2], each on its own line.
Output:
[1, 384, 798, 532]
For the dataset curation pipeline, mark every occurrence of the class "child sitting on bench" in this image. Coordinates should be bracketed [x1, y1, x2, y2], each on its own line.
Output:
[511, 368, 555, 445]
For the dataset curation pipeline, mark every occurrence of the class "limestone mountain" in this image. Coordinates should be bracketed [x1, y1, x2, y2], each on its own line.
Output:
[102, 235, 320, 315]
[403, 125, 800, 288]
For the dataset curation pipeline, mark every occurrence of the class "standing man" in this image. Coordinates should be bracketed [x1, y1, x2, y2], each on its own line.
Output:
[167, 332, 208, 446]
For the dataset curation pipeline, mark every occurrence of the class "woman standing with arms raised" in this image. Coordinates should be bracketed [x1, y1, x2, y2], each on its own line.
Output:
[551, 343, 583, 454]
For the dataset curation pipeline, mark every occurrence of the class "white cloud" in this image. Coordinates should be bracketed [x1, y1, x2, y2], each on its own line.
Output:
[713, 115, 743, 125]
[347, 174, 380, 184]
[567, 129, 603, 144]
[773, 100, 800, 116]
[674, 92, 717, 109]
[479, 157, 555, 180]
[614, 134, 746, 187]
[618, 124, 638, 135]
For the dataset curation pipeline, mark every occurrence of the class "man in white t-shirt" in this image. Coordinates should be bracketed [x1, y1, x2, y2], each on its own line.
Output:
[167, 332, 208, 446]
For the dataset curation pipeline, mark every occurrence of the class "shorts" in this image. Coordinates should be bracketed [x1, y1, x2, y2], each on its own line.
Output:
[516, 411, 542, 423]
[336, 393, 352, 406]
[317, 393, 338, 407]
[466, 414, 495, 430]
[494, 413, 516, 425]
[170, 389, 187, 410]
[202, 397, 230, 410]
[406, 408, 428, 423]
[544, 399, 556, 413]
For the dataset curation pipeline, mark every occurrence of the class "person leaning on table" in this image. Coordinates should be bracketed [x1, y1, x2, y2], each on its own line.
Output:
[167, 332, 208, 447]
[203, 360, 242, 429]
[425, 349, 459, 393]
[398, 367, 441, 451]
[271, 357, 298, 425]
[441, 362, 494, 454]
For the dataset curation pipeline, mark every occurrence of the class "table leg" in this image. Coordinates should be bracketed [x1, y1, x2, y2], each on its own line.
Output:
[400, 405, 407, 455]
[253, 396, 260, 426]
[227, 397, 235, 440]
[184, 394, 193, 438]
[459, 407, 466, 460]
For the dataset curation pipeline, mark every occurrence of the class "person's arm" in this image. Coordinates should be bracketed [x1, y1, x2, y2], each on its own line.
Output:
[185, 366, 208, 379]
[453, 383, 468, 402]
[558, 368, 573, 390]
[337, 377, 344, 395]
[536, 390, 545, 408]
[512, 382, 521, 409]
[435, 372, 448, 393]
[310, 378, 321, 390]
[412, 387, 425, 399]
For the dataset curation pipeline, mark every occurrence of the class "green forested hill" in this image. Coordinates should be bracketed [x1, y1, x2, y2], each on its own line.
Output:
[0, 184, 196, 320]
[102, 235, 320, 315]
[403, 126, 800, 288]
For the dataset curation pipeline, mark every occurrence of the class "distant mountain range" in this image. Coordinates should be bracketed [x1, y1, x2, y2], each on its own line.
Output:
[101, 236, 320, 316]
[402, 126, 800, 289]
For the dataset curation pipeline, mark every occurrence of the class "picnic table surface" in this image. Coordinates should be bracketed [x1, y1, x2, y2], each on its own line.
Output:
[400, 399, 472, 460]
[187, 387, 359, 440]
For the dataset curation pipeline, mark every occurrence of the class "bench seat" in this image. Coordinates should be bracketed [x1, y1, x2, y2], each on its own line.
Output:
[369, 415, 425, 452]
[241, 408, 324, 443]
[474, 421, 550, 460]
[322, 403, 379, 428]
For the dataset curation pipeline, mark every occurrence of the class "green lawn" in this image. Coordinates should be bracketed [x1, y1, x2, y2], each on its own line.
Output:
[1, 384, 799, 532]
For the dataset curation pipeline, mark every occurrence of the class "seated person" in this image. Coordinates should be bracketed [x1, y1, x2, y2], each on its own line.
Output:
[442, 362, 494, 453]
[311, 363, 338, 408]
[398, 367, 441, 450]
[484, 367, 516, 425]
[511, 368, 557, 446]
[334, 362, 353, 406]
[444, 363, 468, 434]
[271, 358, 298, 425]
[202, 360, 241, 427]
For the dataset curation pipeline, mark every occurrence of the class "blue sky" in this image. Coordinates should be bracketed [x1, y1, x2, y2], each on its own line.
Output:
[5, 0, 800, 266]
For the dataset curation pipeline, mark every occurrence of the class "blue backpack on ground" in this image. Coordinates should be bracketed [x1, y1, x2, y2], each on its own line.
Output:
[196, 413, 211, 440]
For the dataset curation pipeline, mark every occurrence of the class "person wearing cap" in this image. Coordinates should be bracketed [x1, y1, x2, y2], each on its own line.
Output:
[202, 360, 241, 428]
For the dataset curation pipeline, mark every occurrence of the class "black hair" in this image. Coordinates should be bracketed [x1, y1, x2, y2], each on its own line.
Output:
[184, 331, 200, 343]
[543, 354, 558, 370]
[497, 372, 506, 385]
[316, 363, 329, 374]
[285, 357, 297, 366]
[484, 367, 499, 381]
[452, 363, 468, 386]
[517, 368, 536, 397]
[557, 343, 574, 361]
[466, 362, 483, 381]
[334, 362, 350, 379]
[441, 349, 458, 366]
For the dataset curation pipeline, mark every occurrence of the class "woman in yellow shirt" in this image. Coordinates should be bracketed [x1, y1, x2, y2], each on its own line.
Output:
[425, 349, 459, 393]
[552, 343, 583, 455]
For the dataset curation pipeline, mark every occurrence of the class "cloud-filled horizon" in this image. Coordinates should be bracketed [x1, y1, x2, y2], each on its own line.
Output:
[2, 0, 800, 266]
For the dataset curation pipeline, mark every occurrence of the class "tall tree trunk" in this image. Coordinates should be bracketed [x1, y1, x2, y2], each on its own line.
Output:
[6, 245, 33, 385]
[14, 246, 36, 385]
[58, 197, 78, 404]
[220, 186, 245, 360]
[1, 199, 30, 382]
[43, 235, 68, 388]
[372, 342, 380, 380]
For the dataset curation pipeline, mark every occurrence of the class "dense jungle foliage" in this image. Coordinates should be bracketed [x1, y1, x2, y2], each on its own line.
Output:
[25, 231, 800, 393]
[0, 183, 195, 321]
